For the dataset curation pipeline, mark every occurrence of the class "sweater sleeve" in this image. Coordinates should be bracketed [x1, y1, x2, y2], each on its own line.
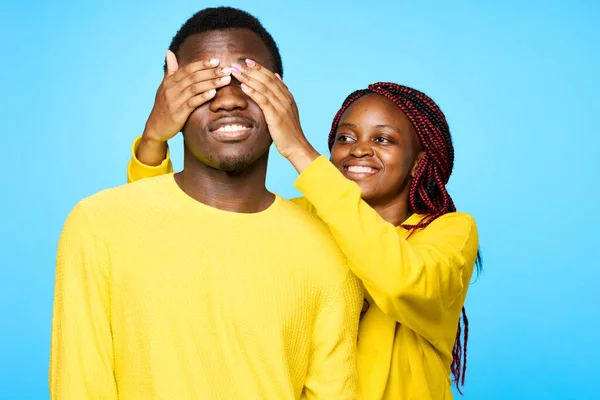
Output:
[295, 156, 479, 344]
[50, 202, 118, 399]
[127, 135, 173, 183]
[302, 270, 363, 400]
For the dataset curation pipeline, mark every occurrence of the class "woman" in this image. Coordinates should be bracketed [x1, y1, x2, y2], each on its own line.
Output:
[127, 59, 480, 399]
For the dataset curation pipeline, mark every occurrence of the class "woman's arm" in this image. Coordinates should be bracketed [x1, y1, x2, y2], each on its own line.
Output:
[296, 157, 479, 343]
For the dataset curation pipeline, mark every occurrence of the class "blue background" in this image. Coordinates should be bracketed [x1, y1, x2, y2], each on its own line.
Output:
[1, 0, 598, 398]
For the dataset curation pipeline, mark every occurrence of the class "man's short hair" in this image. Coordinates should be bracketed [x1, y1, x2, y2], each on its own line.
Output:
[167, 6, 283, 76]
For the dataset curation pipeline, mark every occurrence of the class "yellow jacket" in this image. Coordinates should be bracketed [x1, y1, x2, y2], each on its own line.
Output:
[127, 137, 479, 399]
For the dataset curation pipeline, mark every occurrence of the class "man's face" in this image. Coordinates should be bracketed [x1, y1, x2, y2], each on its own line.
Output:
[177, 28, 275, 172]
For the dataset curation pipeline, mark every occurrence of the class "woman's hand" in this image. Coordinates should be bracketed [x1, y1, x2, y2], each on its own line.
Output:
[231, 59, 320, 173]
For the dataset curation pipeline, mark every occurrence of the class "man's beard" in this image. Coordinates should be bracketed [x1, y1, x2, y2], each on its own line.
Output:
[210, 153, 254, 173]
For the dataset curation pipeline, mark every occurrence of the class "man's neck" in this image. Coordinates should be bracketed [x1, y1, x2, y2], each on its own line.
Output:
[175, 150, 274, 213]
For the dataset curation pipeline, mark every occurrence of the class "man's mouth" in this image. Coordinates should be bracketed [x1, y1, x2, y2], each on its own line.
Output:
[215, 124, 251, 134]
[209, 118, 254, 142]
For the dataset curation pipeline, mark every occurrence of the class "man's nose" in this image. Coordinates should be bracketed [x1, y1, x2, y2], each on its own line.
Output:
[209, 81, 248, 112]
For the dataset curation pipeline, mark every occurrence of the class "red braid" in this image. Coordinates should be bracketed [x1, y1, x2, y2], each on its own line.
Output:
[328, 82, 473, 394]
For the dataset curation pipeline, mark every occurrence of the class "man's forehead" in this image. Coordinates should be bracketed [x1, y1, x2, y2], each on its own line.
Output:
[177, 29, 272, 67]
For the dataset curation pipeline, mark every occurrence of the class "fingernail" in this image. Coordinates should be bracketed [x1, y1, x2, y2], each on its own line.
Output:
[220, 76, 231, 83]
[231, 63, 242, 74]
[209, 58, 219, 66]
[245, 59, 256, 67]
[208, 89, 216, 96]
[221, 67, 232, 75]
[275, 73, 282, 81]
[241, 83, 250, 91]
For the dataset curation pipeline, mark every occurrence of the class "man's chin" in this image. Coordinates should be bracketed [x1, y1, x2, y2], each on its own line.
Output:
[185, 141, 270, 173]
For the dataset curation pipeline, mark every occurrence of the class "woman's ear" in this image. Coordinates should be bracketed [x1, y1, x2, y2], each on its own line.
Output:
[410, 151, 425, 178]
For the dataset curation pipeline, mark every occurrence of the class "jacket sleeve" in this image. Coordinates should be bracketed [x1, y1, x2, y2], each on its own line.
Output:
[295, 156, 479, 344]
[127, 135, 173, 183]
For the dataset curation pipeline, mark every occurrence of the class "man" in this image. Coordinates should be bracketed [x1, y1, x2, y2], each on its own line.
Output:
[50, 7, 362, 399]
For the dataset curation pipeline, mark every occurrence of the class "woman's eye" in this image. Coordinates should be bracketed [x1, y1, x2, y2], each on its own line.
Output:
[336, 134, 353, 142]
[376, 136, 390, 143]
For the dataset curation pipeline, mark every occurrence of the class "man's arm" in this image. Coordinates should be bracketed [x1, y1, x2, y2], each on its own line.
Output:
[302, 270, 363, 399]
[50, 202, 117, 399]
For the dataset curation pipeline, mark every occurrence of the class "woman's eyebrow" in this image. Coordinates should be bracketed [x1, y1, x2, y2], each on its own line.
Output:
[374, 124, 402, 133]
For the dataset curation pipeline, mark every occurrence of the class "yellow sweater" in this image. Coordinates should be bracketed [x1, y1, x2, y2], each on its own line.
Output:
[50, 174, 363, 399]
[127, 138, 480, 400]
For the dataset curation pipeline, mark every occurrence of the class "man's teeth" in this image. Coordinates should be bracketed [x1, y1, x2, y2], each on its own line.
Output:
[347, 166, 377, 174]
[216, 124, 249, 133]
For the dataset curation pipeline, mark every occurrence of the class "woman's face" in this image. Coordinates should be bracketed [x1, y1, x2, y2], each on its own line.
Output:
[330, 94, 423, 208]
